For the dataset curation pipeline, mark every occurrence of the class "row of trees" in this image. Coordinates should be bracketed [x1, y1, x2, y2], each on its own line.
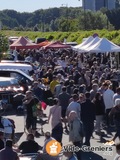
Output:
[0, 7, 120, 31]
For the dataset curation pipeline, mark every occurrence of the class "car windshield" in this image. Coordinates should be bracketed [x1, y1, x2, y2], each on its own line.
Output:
[0, 78, 19, 87]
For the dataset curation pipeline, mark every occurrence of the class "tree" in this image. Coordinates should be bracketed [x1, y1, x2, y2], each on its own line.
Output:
[78, 10, 114, 30]
[0, 34, 9, 60]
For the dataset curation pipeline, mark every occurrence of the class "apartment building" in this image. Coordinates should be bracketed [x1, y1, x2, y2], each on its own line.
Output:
[82, 0, 116, 11]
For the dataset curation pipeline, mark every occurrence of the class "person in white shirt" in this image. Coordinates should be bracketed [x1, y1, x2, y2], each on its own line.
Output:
[66, 94, 81, 119]
[103, 83, 114, 126]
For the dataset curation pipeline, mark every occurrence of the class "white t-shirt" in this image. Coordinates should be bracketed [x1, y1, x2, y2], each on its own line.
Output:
[103, 89, 114, 110]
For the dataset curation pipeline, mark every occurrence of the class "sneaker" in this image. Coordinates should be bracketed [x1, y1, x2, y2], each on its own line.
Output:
[104, 140, 114, 146]
[108, 140, 115, 145]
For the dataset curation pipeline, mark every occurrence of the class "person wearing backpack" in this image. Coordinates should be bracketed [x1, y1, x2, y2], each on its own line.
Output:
[68, 111, 83, 160]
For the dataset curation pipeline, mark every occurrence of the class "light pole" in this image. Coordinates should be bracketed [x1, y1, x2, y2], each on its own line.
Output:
[61, 4, 68, 32]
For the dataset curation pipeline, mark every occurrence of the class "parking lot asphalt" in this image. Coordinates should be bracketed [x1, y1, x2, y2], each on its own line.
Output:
[2, 106, 118, 160]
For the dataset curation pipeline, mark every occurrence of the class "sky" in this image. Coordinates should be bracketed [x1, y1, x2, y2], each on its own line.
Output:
[0, 0, 82, 13]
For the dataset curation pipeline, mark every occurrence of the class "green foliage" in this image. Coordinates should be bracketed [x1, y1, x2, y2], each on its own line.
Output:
[0, 34, 8, 54]
[1, 30, 120, 45]
[0, 7, 117, 31]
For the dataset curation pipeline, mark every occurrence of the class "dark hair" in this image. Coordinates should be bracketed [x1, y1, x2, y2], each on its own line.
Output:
[94, 92, 101, 100]
[73, 88, 79, 94]
[116, 87, 120, 93]
[6, 139, 13, 148]
[53, 98, 59, 105]
[45, 132, 51, 139]
[27, 133, 34, 140]
[72, 94, 78, 100]
[62, 86, 66, 92]
[85, 92, 90, 99]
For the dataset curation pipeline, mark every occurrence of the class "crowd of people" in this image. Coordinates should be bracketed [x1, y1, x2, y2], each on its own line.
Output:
[0, 46, 120, 160]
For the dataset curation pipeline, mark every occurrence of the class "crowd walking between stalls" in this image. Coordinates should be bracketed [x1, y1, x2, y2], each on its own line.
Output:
[0, 45, 120, 160]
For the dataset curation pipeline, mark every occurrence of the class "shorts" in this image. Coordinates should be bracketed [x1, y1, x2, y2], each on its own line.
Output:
[26, 117, 37, 130]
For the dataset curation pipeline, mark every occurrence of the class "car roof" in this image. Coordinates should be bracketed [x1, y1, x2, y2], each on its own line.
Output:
[0, 63, 32, 67]
[1, 60, 31, 65]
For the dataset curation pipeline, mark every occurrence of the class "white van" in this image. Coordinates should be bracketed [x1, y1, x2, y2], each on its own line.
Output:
[0, 63, 33, 75]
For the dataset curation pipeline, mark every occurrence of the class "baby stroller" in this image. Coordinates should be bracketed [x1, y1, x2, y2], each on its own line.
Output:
[23, 102, 45, 136]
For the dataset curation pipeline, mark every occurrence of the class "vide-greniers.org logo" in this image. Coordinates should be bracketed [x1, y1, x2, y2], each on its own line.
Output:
[63, 145, 113, 156]
[46, 140, 113, 157]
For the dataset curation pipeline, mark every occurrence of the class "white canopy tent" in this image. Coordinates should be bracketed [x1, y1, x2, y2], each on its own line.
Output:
[73, 36, 94, 50]
[84, 38, 120, 53]
[76, 37, 101, 53]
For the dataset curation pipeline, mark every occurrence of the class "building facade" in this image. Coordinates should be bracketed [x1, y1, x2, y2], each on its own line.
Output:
[82, 0, 116, 11]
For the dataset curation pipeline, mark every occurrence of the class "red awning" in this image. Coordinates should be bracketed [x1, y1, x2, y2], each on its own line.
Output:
[10, 36, 40, 49]
[44, 41, 71, 50]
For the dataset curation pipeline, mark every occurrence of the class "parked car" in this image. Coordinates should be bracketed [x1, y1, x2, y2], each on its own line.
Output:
[0, 77, 24, 107]
[0, 69, 33, 85]
[0, 77, 22, 91]
[0, 63, 33, 75]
